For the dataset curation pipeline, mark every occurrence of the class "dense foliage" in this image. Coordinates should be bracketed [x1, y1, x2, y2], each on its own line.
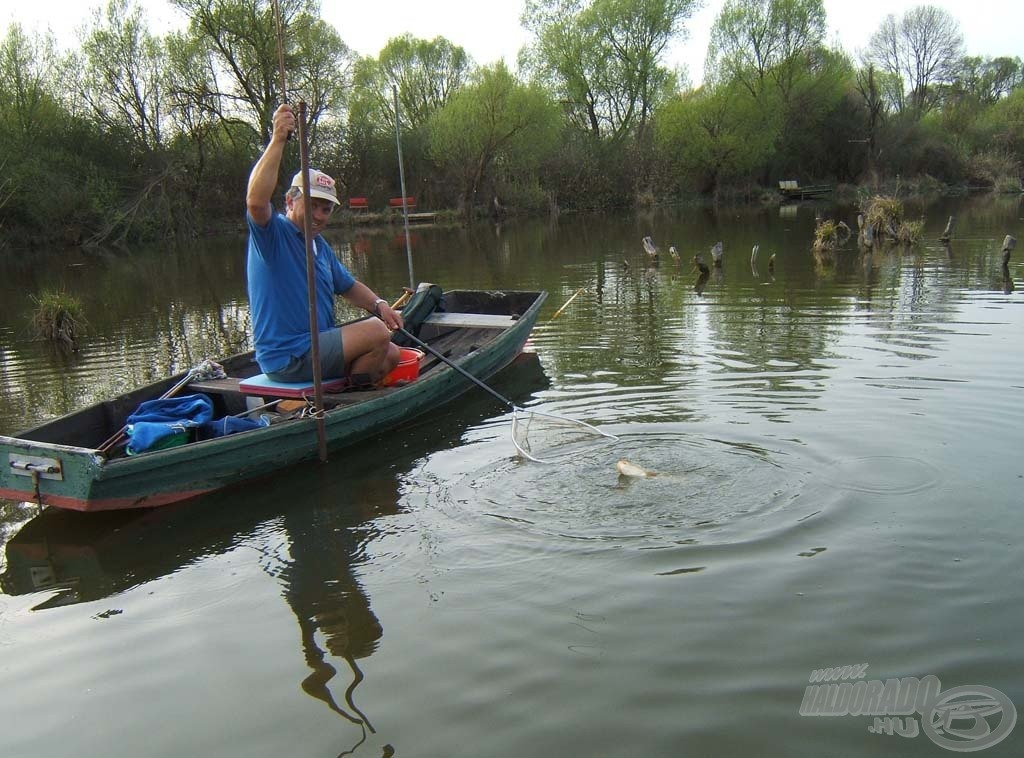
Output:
[1, 0, 1022, 250]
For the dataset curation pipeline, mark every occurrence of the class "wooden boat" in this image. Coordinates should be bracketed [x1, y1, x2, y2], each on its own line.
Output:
[0, 288, 546, 512]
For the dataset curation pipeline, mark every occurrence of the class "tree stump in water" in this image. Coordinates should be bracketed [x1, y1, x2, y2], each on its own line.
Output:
[1002, 234, 1016, 266]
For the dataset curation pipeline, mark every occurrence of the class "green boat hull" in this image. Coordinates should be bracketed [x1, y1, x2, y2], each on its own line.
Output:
[1, 289, 546, 511]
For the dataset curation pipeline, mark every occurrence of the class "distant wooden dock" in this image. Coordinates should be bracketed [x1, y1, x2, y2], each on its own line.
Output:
[778, 180, 832, 200]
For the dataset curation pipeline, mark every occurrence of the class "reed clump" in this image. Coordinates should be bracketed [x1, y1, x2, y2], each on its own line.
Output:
[896, 219, 924, 246]
[31, 289, 84, 348]
[859, 195, 923, 249]
[863, 196, 903, 238]
[813, 219, 851, 255]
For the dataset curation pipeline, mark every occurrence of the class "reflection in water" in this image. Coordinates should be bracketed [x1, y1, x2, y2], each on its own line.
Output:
[0, 464, 392, 749]
[694, 269, 710, 295]
[0, 353, 548, 753]
[279, 491, 390, 747]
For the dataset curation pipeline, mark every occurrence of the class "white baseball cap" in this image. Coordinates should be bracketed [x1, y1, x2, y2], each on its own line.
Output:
[289, 168, 339, 205]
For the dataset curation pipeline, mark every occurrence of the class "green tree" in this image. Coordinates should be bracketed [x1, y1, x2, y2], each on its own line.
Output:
[954, 56, 1024, 104]
[377, 34, 470, 129]
[979, 87, 1024, 164]
[77, 0, 169, 154]
[427, 62, 560, 215]
[0, 24, 121, 243]
[341, 35, 471, 204]
[655, 83, 776, 197]
[705, 0, 827, 103]
[521, 0, 696, 143]
[170, 0, 353, 145]
[704, 0, 853, 185]
[0, 25, 66, 146]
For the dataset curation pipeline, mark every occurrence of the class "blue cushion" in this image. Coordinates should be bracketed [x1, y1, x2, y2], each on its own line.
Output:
[238, 373, 348, 397]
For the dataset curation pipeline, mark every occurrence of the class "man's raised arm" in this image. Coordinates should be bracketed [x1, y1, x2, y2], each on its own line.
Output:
[246, 104, 295, 226]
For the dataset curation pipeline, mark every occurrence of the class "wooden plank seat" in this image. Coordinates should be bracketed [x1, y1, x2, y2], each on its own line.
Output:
[348, 197, 369, 211]
[189, 375, 345, 397]
[422, 312, 518, 329]
[187, 376, 246, 395]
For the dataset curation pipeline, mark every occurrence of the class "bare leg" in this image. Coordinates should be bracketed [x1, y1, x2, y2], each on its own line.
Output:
[340, 319, 401, 383]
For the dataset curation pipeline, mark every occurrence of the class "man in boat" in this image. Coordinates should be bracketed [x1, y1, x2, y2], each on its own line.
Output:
[245, 103, 403, 385]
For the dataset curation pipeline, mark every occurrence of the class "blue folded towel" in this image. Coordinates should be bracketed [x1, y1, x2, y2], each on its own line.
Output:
[126, 394, 214, 455]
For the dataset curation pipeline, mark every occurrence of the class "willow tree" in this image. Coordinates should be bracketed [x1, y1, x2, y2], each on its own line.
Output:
[865, 5, 964, 119]
[359, 34, 472, 130]
[342, 36, 471, 201]
[954, 56, 1024, 105]
[706, 0, 827, 103]
[0, 25, 67, 146]
[427, 62, 560, 215]
[170, 0, 354, 147]
[0, 25, 77, 239]
[77, 0, 169, 155]
[704, 0, 858, 183]
[655, 83, 775, 197]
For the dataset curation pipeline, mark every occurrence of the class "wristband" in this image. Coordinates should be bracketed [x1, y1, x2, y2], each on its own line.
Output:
[372, 298, 387, 315]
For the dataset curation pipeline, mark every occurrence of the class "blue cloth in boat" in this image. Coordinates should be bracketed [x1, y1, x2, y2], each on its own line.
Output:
[204, 415, 270, 438]
[246, 209, 356, 374]
[126, 394, 214, 455]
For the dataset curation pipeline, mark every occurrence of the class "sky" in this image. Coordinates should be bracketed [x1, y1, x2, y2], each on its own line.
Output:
[5, 0, 1023, 85]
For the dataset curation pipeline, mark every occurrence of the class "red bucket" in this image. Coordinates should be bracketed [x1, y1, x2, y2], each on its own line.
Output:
[381, 347, 423, 386]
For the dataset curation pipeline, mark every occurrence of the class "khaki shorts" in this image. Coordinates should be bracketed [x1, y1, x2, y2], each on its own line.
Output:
[266, 328, 346, 382]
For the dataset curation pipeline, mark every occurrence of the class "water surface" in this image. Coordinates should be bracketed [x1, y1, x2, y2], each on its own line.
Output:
[1, 196, 1022, 757]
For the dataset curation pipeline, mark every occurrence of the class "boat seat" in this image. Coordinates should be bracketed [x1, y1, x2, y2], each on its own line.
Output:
[422, 312, 518, 329]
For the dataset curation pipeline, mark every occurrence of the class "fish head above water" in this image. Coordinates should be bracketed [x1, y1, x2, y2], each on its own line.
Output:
[616, 459, 657, 478]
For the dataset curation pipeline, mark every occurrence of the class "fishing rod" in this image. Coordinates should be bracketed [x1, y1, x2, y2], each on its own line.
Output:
[392, 85, 415, 290]
[272, 0, 288, 104]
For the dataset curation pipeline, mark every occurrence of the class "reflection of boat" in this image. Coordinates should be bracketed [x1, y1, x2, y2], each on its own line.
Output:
[1, 288, 546, 512]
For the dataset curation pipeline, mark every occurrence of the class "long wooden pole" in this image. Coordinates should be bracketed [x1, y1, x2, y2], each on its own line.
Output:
[296, 102, 328, 463]
[273, 1, 324, 460]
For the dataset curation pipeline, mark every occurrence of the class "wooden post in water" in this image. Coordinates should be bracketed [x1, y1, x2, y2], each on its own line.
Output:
[297, 101, 328, 463]
[939, 215, 955, 243]
[1002, 234, 1016, 266]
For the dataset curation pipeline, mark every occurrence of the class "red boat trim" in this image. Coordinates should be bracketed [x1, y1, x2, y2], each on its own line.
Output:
[0, 486, 215, 512]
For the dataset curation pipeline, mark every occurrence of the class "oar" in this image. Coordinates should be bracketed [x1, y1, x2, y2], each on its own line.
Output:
[392, 325, 616, 462]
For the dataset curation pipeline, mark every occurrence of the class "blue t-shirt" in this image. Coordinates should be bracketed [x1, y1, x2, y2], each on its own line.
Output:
[246, 210, 356, 373]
